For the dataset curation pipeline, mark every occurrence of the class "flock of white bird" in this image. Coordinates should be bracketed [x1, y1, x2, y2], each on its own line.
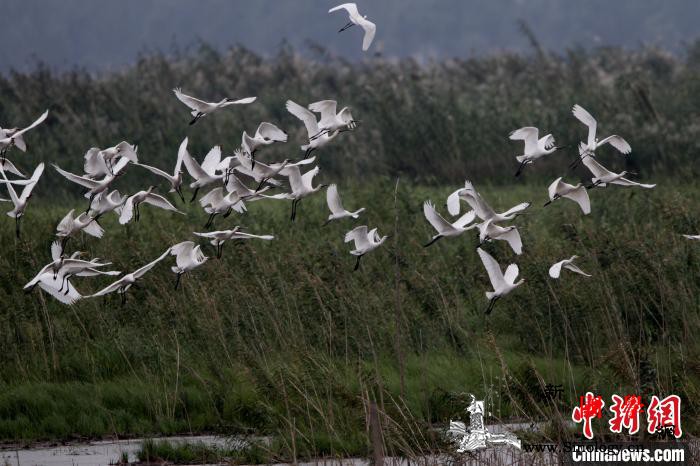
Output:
[0, 3, 682, 314]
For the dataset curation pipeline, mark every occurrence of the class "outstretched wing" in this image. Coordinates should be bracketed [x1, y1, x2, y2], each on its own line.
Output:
[423, 201, 453, 234]
[598, 135, 632, 155]
[562, 186, 591, 215]
[18, 163, 44, 202]
[329, 3, 360, 16]
[359, 18, 376, 51]
[547, 177, 563, 200]
[224, 97, 257, 105]
[501, 202, 530, 218]
[499, 228, 523, 255]
[308, 100, 338, 128]
[36, 273, 82, 305]
[200, 146, 222, 175]
[610, 177, 656, 189]
[300, 166, 319, 191]
[509, 127, 539, 154]
[452, 209, 476, 229]
[133, 248, 172, 279]
[572, 104, 597, 147]
[118, 196, 135, 224]
[142, 193, 182, 213]
[173, 88, 209, 112]
[581, 155, 612, 179]
[286, 100, 319, 138]
[326, 184, 345, 215]
[503, 263, 519, 284]
[477, 247, 506, 291]
[564, 263, 592, 277]
[53, 164, 99, 190]
[344, 225, 370, 249]
[548, 260, 565, 279]
[256, 122, 287, 142]
[13, 110, 49, 139]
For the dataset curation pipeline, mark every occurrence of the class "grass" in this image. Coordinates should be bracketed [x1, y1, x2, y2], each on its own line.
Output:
[0, 179, 697, 461]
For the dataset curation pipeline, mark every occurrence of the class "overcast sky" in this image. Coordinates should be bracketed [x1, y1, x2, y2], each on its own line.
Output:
[2, 0, 699, 73]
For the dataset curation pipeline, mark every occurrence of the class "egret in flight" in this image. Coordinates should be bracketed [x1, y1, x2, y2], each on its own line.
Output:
[242, 122, 288, 157]
[269, 165, 327, 221]
[344, 225, 389, 270]
[182, 145, 227, 202]
[477, 247, 524, 315]
[571, 104, 631, 168]
[55, 209, 104, 246]
[329, 3, 377, 51]
[549, 256, 591, 279]
[447, 180, 530, 222]
[581, 148, 656, 189]
[286, 100, 340, 158]
[477, 220, 523, 255]
[135, 137, 188, 202]
[170, 241, 208, 290]
[324, 184, 365, 226]
[173, 88, 256, 125]
[544, 177, 591, 214]
[0, 162, 44, 238]
[194, 228, 274, 258]
[91, 248, 171, 305]
[0, 110, 49, 159]
[308, 100, 357, 140]
[509, 127, 560, 177]
[422, 200, 476, 247]
[119, 187, 183, 224]
[54, 157, 130, 210]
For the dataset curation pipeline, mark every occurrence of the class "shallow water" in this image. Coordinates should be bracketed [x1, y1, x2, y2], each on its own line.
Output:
[0, 435, 231, 466]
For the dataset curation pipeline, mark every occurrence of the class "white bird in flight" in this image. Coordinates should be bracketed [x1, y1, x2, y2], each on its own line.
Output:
[549, 256, 591, 279]
[242, 122, 288, 156]
[119, 186, 183, 224]
[682, 234, 700, 241]
[89, 190, 126, 220]
[24, 243, 118, 304]
[422, 200, 476, 247]
[0, 110, 49, 158]
[55, 209, 104, 246]
[477, 247, 525, 315]
[571, 104, 631, 168]
[91, 248, 171, 305]
[199, 187, 246, 228]
[269, 165, 327, 221]
[0, 162, 44, 238]
[308, 100, 357, 140]
[90, 142, 139, 176]
[233, 149, 314, 191]
[54, 157, 130, 210]
[182, 145, 227, 202]
[135, 137, 188, 202]
[286, 100, 340, 158]
[325, 184, 365, 226]
[509, 127, 560, 177]
[194, 228, 274, 258]
[170, 241, 208, 290]
[344, 225, 389, 270]
[447, 180, 530, 222]
[173, 88, 256, 125]
[329, 3, 377, 51]
[581, 149, 656, 190]
[544, 177, 591, 214]
[477, 220, 523, 255]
